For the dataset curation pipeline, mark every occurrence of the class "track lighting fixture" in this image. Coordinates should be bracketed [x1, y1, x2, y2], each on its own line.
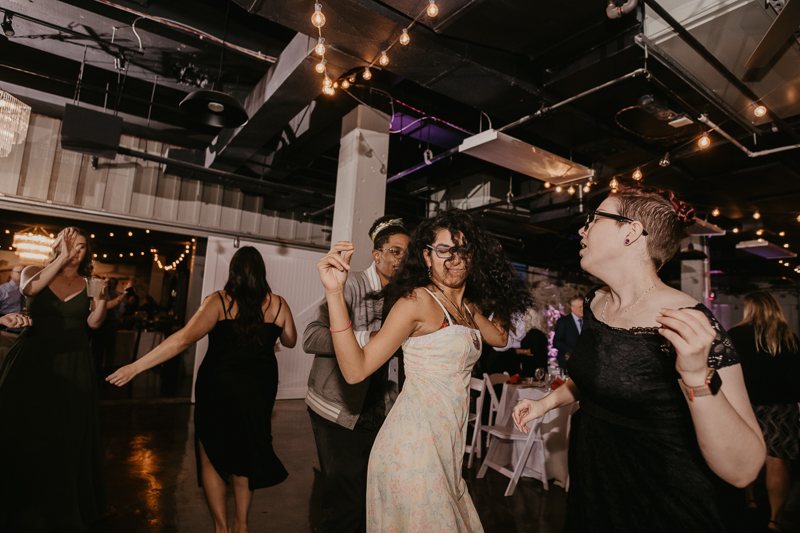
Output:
[659, 152, 670, 167]
[2, 12, 14, 37]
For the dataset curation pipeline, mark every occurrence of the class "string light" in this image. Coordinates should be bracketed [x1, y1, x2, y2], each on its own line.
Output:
[752, 102, 767, 117]
[567, 186, 575, 195]
[756, 229, 763, 235]
[323, 73, 332, 88]
[145, 229, 150, 233]
[543, 182, 551, 188]
[400, 28, 410, 45]
[90, 233, 95, 238]
[341, 78, 350, 89]
[555, 186, 563, 193]
[632, 168, 642, 181]
[109, 232, 114, 237]
[311, 3, 326, 28]
[732, 228, 739, 233]
[659, 152, 670, 167]
[315, 37, 326, 56]
[348, 75, 356, 83]
[322, 85, 335, 95]
[784, 244, 790, 248]
[583, 184, 590, 193]
[698, 132, 711, 149]
[427, 0, 439, 17]
[610, 178, 618, 189]
[379, 51, 389, 67]
[127, 231, 133, 236]
[779, 232, 785, 236]
[712, 208, 720, 217]
[753, 211, 761, 220]
[362, 68, 372, 80]
[315, 59, 327, 74]
[333, 81, 338, 89]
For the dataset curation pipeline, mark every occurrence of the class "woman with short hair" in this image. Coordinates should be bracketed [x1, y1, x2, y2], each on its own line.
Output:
[514, 187, 765, 532]
[728, 291, 800, 532]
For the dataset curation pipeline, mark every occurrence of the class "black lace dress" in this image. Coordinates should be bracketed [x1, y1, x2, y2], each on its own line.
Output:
[566, 289, 741, 533]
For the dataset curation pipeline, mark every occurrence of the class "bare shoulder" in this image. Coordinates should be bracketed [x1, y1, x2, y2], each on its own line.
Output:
[653, 285, 699, 309]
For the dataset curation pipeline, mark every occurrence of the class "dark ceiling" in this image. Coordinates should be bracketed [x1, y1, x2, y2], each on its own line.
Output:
[2, 0, 800, 290]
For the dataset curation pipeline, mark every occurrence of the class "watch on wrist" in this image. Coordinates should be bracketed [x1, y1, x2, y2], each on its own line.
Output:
[678, 367, 722, 402]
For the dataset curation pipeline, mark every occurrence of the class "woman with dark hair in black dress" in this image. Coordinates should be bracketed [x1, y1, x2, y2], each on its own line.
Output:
[108, 246, 297, 533]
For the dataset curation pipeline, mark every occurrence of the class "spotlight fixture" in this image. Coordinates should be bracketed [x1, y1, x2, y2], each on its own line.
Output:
[400, 28, 410, 46]
[362, 68, 372, 80]
[311, 3, 326, 28]
[610, 178, 618, 189]
[659, 152, 671, 167]
[179, 90, 248, 128]
[632, 168, 642, 181]
[751, 102, 767, 118]
[427, 0, 439, 17]
[2, 12, 14, 38]
[698, 132, 711, 149]
[543, 182, 551, 188]
[315, 38, 326, 56]
[567, 186, 575, 195]
[712, 208, 720, 217]
[753, 211, 761, 220]
[379, 51, 389, 67]
[341, 78, 350, 89]
[315, 59, 327, 74]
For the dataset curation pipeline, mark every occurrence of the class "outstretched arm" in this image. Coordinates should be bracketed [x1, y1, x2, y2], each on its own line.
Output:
[512, 380, 580, 433]
[106, 293, 222, 386]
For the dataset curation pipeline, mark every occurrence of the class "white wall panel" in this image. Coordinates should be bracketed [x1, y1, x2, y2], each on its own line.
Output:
[0, 121, 27, 195]
[102, 135, 138, 213]
[49, 143, 82, 205]
[17, 115, 59, 200]
[219, 188, 244, 231]
[192, 236, 325, 401]
[75, 162, 109, 210]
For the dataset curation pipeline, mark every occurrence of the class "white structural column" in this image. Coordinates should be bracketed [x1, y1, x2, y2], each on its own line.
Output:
[680, 236, 710, 306]
[331, 105, 391, 271]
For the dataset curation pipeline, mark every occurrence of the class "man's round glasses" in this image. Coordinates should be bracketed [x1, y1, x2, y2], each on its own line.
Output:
[426, 244, 473, 260]
[377, 247, 406, 258]
[584, 210, 648, 235]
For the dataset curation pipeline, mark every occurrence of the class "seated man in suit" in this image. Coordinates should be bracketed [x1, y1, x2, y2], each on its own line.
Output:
[553, 296, 583, 371]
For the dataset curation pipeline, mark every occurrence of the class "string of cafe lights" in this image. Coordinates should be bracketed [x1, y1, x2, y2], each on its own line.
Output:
[311, 1, 437, 95]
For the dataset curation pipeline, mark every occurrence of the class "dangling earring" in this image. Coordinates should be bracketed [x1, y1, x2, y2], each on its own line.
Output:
[427, 266, 432, 278]
[376, 260, 380, 264]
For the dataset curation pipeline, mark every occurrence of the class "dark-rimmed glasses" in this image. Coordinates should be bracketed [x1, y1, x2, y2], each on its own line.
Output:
[426, 244, 473, 260]
[584, 210, 648, 236]
[377, 247, 406, 258]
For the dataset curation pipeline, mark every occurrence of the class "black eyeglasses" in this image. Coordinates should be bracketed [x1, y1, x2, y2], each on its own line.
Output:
[426, 244, 473, 260]
[377, 247, 406, 258]
[584, 210, 649, 235]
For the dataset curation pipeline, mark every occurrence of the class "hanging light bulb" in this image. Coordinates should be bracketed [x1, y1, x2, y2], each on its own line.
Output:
[583, 184, 590, 193]
[362, 68, 372, 80]
[315, 58, 327, 74]
[323, 73, 332, 88]
[712, 208, 720, 217]
[400, 28, 410, 46]
[753, 211, 761, 220]
[567, 186, 576, 195]
[427, 0, 439, 17]
[779, 231, 785, 236]
[379, 51, 389, 67]
[610, 178, 618, 189]
[323, 86, 335, 95]
[312, 3, 326, 28]
[315, 37, 326, 56]
[543, 181, 551, 188]
[659, 152, 671, 167]
[333, 81, 338, 89]
[752, 102, 767, 118]
[756, 229, 763, 235]
[784, 243, 790, 248]
[555, 186, 563, 193]
[698, 132, 711, 149]
[732, 228, 739, 233]
[797, 215, 800, 223]
[632, 168, 643, 181]
[348, 75, 356, 83]
[341, 78, 350, 89]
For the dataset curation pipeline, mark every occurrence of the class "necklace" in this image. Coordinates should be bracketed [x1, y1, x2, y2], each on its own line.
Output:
[431, 282, 481, 350]
[601, 280, 660, 325]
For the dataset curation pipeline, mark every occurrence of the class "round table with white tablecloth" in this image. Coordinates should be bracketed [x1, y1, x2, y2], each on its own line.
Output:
[493, 382, 578, 488]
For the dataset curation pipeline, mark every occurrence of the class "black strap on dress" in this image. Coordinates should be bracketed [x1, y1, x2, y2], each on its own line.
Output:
[271, 295, 282, 324]
[216, 291, 230, 319]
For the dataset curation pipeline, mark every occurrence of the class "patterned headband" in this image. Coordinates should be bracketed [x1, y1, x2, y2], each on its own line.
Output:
[370, 218, 405, 242]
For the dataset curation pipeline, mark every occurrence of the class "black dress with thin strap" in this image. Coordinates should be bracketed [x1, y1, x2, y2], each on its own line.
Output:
[0, 286, 108, 532]
[565, 288, 741, 533]
[194, 293, 289, 490]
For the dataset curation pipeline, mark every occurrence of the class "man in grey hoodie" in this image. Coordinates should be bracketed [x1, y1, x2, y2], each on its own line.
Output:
[303, 215, 409, 533]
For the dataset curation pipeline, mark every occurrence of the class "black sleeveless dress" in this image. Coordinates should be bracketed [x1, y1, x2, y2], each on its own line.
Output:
[194, 293, 289, 490]
[0, 286, 108, 532]
[565, 288, 741, 533]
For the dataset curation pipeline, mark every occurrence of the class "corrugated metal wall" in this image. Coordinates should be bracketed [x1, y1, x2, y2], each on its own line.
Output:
[0, 114, 331, 247]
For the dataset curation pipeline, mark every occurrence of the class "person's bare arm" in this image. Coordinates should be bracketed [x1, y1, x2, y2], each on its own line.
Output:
[20, 229, 80, 296]
[86, 278, 109, 329]
[106, 294, 222, 386]
[276, 296, 297, 348]
[470, 305, 508, 347]
[512, 380, 580, 433]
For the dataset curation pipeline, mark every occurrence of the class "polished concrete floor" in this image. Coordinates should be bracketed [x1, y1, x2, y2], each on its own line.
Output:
[90, 370, 799, 533]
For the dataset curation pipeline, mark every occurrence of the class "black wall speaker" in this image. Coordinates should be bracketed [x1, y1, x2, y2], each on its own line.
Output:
[60, 104, 122, 159]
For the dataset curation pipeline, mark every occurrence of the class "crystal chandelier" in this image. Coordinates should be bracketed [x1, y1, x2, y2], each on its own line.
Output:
[13, 227, 54, 266]
[0, 89, 31, 157]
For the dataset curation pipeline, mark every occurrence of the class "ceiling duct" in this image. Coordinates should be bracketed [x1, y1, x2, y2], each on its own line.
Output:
[736, 239, 797, 259]
[458, 129, 593, 185]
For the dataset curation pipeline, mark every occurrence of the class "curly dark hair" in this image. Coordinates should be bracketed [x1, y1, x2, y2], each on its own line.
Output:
[223, 246, 272, 344]
[375, 209, 532, 328]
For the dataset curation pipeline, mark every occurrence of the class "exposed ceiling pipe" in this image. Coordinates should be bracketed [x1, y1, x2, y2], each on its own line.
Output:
[697, 115, 800, 158]
[606, 0, 639, 19]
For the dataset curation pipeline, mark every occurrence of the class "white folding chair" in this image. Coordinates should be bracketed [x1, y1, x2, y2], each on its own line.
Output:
[466, 377, 487, 468]
[477, 416, 549, 496]
[481, 372, 509, 449]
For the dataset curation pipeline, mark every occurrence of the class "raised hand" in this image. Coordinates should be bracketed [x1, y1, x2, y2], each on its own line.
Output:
[98, 277, 109, 299]
[60, 228, 80, 263]
[656, 308, 716, 387]
[512, 398, 547, 434]
[317, 241, 354, 294]
[106, 364, 137, 387]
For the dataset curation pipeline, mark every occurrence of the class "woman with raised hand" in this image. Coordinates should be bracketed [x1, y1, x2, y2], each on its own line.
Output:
[317, 209, 531, 532]
[513, 187, 765, 532]
[107, 246, 296, 533]
[729, 291, 800, 532]
[0, 227, 109, 532]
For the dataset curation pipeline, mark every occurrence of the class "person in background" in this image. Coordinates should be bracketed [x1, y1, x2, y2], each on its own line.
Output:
[303, 215, 409, 533]
[0, 265, 24, 333]
[0, 227, 109, 532]
[486, 311, 527, 375]
[519, 327, 549, 377]
[513, 187, 764, 532]
[107, 246, 296, 533]
[728, 291, 800, 533]
[553, 296, 583, 371]
[140, 295, 162, 320]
